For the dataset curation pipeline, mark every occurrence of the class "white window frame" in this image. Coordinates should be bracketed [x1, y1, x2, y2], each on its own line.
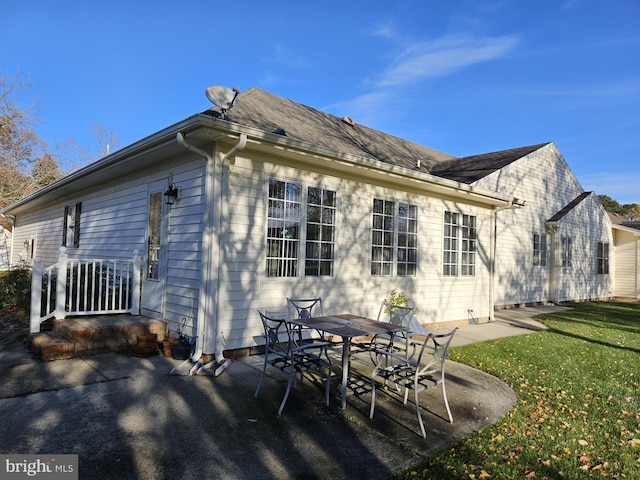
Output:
[265, 179, 336, 278]
[370, 199, 418, 277]
[533, 232, 547, 267]
[304, 186, 337, 276]
[443, 211, 476, 277]
[62, 202, 81, 248]
[460, 214, 476, 276]
[561, 236, 573, 269]
[597, 241, 609, 275]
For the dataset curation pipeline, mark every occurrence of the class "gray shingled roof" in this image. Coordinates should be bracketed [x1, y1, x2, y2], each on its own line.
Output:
[608, 213, 640, 230]
[428, 143, 550, 184]
[622, 220, 640, 231]
[202, 87, 454, 171]
[547, 192, 592, 223]
[202, 87, 551, 184]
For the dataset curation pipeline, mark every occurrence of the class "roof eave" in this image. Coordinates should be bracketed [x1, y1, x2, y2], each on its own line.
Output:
[4, 113, 511, 215]
[190, 115, 511, 207]
[612, 224, 640, 236]
[2, 115, 211, 215]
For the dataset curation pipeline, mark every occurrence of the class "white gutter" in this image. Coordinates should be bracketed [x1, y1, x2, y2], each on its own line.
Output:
[173, 131, 246, 377]
[194, 114, 511, 208]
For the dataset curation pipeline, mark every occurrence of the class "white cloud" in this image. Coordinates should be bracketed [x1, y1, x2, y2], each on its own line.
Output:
[580, 172, 640, 204]
[378, 35, 520, 87]
[328, 33, 519, 125]
[369, 21, 396, 41]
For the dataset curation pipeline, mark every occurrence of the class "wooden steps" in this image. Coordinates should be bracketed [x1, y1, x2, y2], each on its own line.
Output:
[28, 315, 167, 361]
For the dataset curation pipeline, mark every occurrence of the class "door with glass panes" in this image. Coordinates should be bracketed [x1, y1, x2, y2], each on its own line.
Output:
[141, 180, 168, 317]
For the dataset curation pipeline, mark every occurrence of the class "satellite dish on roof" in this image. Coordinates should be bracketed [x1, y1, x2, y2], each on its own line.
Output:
[205, 86, 240, 118]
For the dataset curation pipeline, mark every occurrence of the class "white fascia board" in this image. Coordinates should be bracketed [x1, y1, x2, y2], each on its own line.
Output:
[4, 113, 510, 214]
[612, 224, 640, 237]
[192, 115, 512, 208]
[2, 116, 205, 215]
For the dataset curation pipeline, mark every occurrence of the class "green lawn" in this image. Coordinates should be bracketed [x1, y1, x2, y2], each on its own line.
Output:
[394, 301, 640, 480]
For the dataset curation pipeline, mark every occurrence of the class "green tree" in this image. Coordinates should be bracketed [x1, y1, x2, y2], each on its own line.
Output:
[597, 195, 621, 213]
[598, 195, 639, 220]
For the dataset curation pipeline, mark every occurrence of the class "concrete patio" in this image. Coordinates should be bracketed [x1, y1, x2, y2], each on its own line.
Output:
[0, 306, 562, 479]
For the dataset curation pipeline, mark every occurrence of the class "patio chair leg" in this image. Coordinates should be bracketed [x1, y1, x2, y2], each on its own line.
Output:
[278, 374, 295, 416]
[415, 389, 426, 438]
[442, 380, 453, 423]
[254, 359, 269, 398]
[369, 380, 377, 419]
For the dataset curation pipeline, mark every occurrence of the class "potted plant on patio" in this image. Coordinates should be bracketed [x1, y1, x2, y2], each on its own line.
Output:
[162, 335, 178, 357]
[386, 289, 409, 310]
[171, 333, 193, 360]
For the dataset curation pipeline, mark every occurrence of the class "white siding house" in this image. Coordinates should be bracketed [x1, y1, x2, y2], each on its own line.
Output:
[1, 87, 623, 362]
[610, 216, 640, 299]
[430, 142, 614, 308]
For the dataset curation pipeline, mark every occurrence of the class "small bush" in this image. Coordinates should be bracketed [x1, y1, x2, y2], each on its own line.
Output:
[0, 268, 32, 315]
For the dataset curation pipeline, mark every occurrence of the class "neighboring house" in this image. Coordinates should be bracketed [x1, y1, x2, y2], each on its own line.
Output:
[609, 213, 640, 299]
[0, 87, 619, 362]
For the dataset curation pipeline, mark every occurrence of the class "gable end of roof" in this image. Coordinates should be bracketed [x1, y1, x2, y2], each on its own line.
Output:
[429, 143, 551, 184]
[547, 192, 592, 223]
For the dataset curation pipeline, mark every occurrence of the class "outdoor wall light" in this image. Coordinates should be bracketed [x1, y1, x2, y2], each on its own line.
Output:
[164, 183, 179, 205]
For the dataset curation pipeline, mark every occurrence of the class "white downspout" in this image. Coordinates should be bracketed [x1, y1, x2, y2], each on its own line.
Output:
[490, 199, 524, 321]
[545, 222, 560, 303]
[174, 131, 246, 376]
[205, 133, 246, 376]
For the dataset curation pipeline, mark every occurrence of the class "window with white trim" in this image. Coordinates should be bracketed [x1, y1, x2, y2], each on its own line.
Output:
[597, 242, 609, 274]
[62, 202, 81, 248]
[147, 192, 162, 280]
[443, 211, 476, 276]
[266, 179, 336, 278]
[371, 199, 417, 276]
[561, 236, 572, 268]
[460, 214, 476, 276]
[305, 186, 336, 276]
[533, 233, 547, 267]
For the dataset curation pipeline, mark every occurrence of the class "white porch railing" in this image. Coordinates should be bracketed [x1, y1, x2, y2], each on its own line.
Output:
[30, 247, 141, 333]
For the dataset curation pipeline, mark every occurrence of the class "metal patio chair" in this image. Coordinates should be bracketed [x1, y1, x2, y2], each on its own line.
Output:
[287, 297, 326, 341]
[369, 327, 458, 438]
[254, 310, 332, 416]
[353, 300, 417, 364]
[287, 297, 323, 319]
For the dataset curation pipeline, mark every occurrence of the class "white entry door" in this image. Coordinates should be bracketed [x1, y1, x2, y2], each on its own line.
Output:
[141, 180, 168, 317]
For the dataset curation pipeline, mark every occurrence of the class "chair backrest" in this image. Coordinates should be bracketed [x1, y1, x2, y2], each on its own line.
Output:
[415, 327, 458, 372]
[287, 297, 323, 320]
[376, 300, 414, 327]
[258, 310, 294, 358]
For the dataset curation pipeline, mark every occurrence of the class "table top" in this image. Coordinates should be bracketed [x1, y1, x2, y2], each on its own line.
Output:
[291, 313, 408, 338]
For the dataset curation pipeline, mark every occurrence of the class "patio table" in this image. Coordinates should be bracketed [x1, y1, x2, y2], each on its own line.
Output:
[290, 313, 408, 408]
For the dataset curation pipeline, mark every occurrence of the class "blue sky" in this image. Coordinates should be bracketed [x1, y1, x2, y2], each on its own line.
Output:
[3, 0, 639, 204]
